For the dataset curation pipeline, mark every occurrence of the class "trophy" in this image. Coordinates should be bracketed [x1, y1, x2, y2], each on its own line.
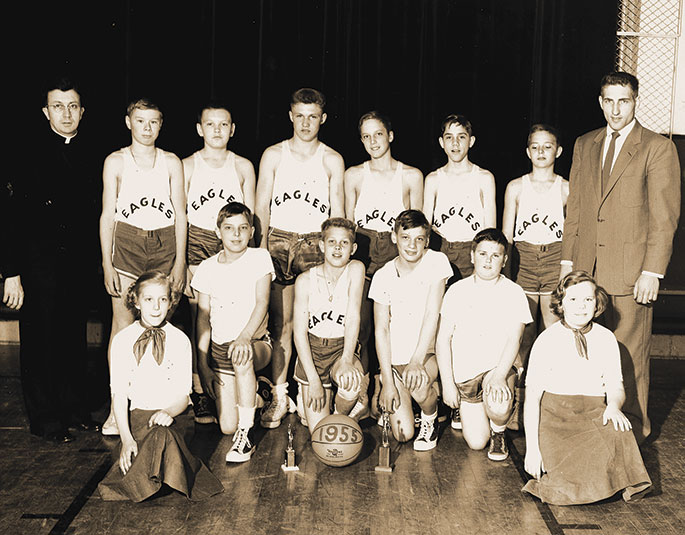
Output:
[375, 411, 393, 473]
[281, 423, 299, 472]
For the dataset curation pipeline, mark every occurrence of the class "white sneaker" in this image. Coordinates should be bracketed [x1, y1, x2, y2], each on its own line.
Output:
[226, 427, 255, 462]
[348, 397, 370, 422]
[413, 418, 438, 451]
[101, 412, 119, 436]
[260, 394, 295, 429]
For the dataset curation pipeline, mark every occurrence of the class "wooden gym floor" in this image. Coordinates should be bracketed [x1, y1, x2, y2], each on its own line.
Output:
[0, 344, 682, 535]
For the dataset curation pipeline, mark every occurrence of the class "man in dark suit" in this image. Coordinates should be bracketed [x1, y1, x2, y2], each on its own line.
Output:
[561, 71, 681, 444]
[13, 76, 102, 443]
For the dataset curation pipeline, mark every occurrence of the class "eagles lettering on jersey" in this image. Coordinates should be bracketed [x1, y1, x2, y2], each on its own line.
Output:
[433, 205, 481, 232]
[357, 209, 395, 230]
[273, 189, 328, 214]
[120, 197, 174, 220]
[308, 310, 345, 331]
[515, 212, 563, 239]
[189, 188, 237, 212]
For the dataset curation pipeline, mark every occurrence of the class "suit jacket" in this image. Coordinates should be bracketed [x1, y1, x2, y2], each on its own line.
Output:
[561, 121, 681, 295]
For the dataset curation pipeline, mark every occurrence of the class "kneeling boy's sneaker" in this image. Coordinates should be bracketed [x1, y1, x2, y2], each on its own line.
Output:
[413, 419, 438, 451]
[450, 407, 462, 430]
[191, 392, 217, 424]
[256, 376, 273, 408]
[487, 429, 509, 461]
[260, 394, 296, 429]
[226, 427, 256, 462]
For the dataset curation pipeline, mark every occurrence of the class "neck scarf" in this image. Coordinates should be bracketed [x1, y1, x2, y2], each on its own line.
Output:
[560, 319, 592, 360]
[133, 323, 167, 365]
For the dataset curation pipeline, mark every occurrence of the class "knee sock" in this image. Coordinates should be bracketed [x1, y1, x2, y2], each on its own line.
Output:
[272, 382, 288, 399]
[490, 420, 506, 433]
[237, 406, 255, 430]
[421, 410, 437, 423]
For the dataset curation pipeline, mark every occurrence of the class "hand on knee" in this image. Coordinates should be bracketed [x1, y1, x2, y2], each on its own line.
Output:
[336, 381, 361, 403]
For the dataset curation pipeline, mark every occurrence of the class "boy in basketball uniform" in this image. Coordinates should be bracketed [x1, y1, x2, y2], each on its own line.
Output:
[436, 228, 532, 461]
[423, 114, 496, 429]
[184, 103, 256, 424]
[255, 88, 345, 429]
[502, 124, 568, 430]
[99, 98, 187, 435]
[344, 111, 423, 420]
[369, 210, 452, 451]
[292, 218, 366, 434]
[423, 114, 496, 283]
[192, 202, 274, 462]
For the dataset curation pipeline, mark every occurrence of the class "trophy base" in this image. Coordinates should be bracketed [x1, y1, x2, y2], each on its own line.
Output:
[281, 463, 300, 472]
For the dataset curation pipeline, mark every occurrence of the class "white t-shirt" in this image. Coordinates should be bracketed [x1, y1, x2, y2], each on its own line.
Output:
[525, 321, 623, 396]
[110, 321, 192, 411]
[440, 274, 532, 383]
[369, 249, 452, 365]
[191, 247, 275, 343]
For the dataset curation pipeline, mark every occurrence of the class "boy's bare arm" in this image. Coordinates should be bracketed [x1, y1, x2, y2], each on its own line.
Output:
[325, 149, 345, 218]
[235, 155, 256, 212]
[100, 152, 123, 297]
[487, 322, 525, 402]
[480, 171, 497, 228]
[374, 301, 400, 413]
[255, 146, 279, 248]
[235, 273, 272, 343]
[404, 166, 424, 210]
[435, 313, 458, 407]
[501, 179, 522, 244]
[340, 261, 365, 362]
[168, 153, 187, 294]
[343, 166, 362, 220]
[404, 278, 446, 390]
[422, 172, 438, 226]
[181, 155, 194, 196]
[292, 272, 319, 383]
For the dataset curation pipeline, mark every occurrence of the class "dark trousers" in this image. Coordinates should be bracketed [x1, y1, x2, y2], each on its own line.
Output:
[19, 258, 90, 436]
[599, 294, 653, 444]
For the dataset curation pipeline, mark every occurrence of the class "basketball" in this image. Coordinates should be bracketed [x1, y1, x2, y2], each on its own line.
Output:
[311, 414, 364, 467]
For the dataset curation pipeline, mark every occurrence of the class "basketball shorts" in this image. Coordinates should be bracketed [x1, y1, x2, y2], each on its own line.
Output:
[354, 227, 398, 277]
[456, 366, 517, 403]
[440, 238, 474, 281]
[112, 221, 176, 279]
[267, 227, 323, 285]
[389, 352, 437, 388]
[294, 333, 362, 388]
[514, 241, 562, 295]
[209, 334, 273, 375]
[187, 224, 222, 266]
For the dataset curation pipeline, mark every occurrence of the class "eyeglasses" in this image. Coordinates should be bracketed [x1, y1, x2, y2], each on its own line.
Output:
[47, 102, 81, 113]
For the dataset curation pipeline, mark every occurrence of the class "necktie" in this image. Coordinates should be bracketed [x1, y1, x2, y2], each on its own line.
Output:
[602, 130, 620, 194]
[560, 319, 593, 360]
[133, 325, 167, 365]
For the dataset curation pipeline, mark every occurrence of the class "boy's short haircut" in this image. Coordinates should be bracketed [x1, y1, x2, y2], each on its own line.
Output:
[528, 123, 562, 146]
[127, 98, 163, 119]
[125, 270, 180, 314]
[471, 227, 508, 252]
[321, 217, 356, 240]
[440, 114, 473, 137]
[43, 75, 82, 106]
[600, 71, 639, 97]
[358, 110, 392, 135]
[216, 201, 254, 227]
[393, 209, 431, 235]
[291, 88, 326, 110]
[196, 101, 232, 123]
[550, 270, 609, 319]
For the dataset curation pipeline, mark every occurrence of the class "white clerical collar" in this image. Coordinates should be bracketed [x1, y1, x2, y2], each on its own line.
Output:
[50, 126, 77, 144]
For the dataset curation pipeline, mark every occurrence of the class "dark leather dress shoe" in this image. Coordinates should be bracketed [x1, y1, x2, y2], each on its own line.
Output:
[44, 430, 75, 444]
[68, 420, 102, 432]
